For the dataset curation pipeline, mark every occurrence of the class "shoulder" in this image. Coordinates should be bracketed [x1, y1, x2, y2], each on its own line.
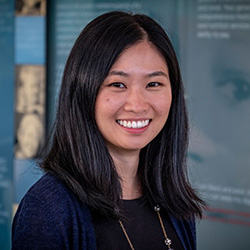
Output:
[23, 172, 73, 203]
[12, 173, 96, 250]
[169, 215, 197, 250]
[15, 173, 86, 218]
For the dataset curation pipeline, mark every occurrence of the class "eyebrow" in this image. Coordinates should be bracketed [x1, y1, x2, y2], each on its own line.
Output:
[108, 70, 169, 78]
[147, 71, 169, 78]
[108, 70, 129, 77]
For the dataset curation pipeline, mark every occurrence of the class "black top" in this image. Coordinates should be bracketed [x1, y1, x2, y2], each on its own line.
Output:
[92, 196, 185, 250]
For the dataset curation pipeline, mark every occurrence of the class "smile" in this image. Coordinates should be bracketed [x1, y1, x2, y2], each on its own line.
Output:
[116, 119, 150, 129]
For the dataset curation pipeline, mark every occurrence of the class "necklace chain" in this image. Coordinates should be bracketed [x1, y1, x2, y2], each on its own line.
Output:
[118, 205, 173, 250]
[118, 220, 135, 250]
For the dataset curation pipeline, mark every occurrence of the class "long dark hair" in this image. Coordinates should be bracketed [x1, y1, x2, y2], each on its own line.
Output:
[41, 11, 204, 219]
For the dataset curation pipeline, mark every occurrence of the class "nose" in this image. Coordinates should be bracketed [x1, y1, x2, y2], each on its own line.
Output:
[123, 88, 149, 113]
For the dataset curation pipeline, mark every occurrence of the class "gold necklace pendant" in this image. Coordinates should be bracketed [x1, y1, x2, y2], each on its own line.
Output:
[154, 205, 174, 250]
[118, 205, 174, 250]
[165, 237, 173, 249]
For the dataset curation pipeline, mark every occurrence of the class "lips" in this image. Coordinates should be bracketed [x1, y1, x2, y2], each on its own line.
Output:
[116, 119, 150, 129]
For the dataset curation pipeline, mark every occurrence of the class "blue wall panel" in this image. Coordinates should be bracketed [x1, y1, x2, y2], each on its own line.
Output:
[0, 0, 15, 249]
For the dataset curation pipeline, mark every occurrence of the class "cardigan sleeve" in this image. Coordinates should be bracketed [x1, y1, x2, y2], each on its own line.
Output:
[169, 214, 197, 250]
[12, 193, 75, 250]
[12, 174, 97, 250]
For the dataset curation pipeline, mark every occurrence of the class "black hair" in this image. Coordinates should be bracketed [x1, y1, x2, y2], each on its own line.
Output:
[41, 11, 204, 219]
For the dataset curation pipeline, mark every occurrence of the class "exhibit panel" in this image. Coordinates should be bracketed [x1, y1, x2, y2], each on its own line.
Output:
[0, 1, 15, 249]
[178, 0, 250, 249]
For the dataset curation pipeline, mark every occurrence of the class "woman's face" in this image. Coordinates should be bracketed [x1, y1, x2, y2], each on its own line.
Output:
[95, 41, 172, 156]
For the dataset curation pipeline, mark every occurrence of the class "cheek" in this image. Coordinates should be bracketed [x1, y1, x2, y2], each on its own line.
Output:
[157, 99, 172, 117]
[96, 93, 108, 109]
[95, 95, 120, 120]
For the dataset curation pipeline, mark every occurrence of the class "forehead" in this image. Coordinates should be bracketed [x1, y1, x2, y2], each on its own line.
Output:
[109, 41, 168, 73]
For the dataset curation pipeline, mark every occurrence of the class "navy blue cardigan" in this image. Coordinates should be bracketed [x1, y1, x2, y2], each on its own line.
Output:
[12, 174, 196, 250]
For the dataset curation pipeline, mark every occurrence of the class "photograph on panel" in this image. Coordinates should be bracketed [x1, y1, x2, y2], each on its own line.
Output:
[15, 0, 46, 16]
[15, 65, 45, 159]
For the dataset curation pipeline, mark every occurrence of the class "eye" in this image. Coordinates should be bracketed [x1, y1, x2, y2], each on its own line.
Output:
[147, 82, 161, 88]
[217, 77, 250, 102]
[109, 82, 126, 88]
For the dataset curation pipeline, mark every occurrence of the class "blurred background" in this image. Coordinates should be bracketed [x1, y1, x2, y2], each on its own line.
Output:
[0, 0, 250, 249]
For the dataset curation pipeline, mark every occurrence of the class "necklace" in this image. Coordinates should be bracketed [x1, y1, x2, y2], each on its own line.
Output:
[118, 205, 173, 250]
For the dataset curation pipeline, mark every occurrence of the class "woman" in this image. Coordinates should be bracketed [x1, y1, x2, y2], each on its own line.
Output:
[12, 11, 204, 250]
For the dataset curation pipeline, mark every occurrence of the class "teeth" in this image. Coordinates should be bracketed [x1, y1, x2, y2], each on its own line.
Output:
[132, 121, 137, 128]
[117, 119, 150, 128]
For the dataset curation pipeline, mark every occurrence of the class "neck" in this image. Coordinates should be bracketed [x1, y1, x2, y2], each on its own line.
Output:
[108, 148, 142, 200]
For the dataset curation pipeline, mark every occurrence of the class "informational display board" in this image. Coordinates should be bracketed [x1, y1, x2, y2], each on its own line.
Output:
[0, 0, 14, 249]
[178, 0, 250, 249]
